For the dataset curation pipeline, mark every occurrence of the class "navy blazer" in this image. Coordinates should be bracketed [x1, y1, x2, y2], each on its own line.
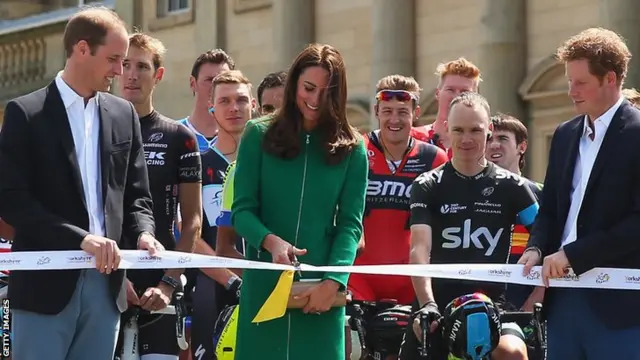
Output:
[528, 99, 640, 329]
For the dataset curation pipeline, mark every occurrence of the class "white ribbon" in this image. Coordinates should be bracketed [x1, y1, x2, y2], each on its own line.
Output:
[0, 250, 637, 290]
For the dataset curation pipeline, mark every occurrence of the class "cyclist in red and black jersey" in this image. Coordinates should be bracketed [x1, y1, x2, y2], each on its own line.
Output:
[410, 58, 482, 159]
[348, 75, 448, 307]
[486, 113, 544, 312]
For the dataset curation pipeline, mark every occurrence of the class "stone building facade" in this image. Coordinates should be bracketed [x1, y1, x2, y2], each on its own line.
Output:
[1, 0, 639, 181]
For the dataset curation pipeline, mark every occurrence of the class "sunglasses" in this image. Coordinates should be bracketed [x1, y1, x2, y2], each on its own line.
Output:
[375, 90, 419, 103]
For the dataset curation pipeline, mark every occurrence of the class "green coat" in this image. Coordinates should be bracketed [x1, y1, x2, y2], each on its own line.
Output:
[231, 118, 368, 360]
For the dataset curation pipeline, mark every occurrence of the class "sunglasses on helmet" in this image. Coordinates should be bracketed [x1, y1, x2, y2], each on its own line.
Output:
[375, 90, 419, 103]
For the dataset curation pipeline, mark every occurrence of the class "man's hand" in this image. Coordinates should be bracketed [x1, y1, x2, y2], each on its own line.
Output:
[80, 234, 121, 274]
[139, 283, 173, 311]
[263, 234, 307, 265]
[518, 248, 542, 277]
[125, 279, 140, 307]
[293, 279, 339, 314]
[542, 249, 570, 287]
[137, 232, 165, 256]
[412, 301, 441, 343]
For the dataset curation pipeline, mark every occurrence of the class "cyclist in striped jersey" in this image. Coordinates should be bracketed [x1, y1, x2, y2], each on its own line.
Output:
[486, 113, 544, 312]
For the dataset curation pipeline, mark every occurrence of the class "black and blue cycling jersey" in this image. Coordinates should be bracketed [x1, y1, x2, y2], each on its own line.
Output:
[409, 161, 539, 310]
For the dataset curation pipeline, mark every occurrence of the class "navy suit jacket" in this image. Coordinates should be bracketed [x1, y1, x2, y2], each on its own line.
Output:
[528, 99, 640, 329]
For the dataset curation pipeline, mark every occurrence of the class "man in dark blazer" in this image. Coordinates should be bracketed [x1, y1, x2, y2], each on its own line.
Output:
[520, 28, 640, 359]
[0, 7, 164, 360]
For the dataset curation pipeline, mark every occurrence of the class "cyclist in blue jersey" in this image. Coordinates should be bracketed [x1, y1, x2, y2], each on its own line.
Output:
[118, 33, 201, 360]
[399, 92, 538, 360]
[178, 49, 236, 152]
[174, 49, 237, 284]
[189, 70, 254, 360]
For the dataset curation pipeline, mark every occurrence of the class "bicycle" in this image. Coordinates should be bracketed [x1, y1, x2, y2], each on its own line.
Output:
[346, 298, 413, 360]
[416, 301, 546, 360]
[116, 289, 190, 360]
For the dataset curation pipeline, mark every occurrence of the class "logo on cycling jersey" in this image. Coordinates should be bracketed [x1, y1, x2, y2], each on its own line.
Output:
[440, 204, 467, 214]
[595, 273, 610, 284]
[148, 133, 164, 142]
[180, 166, 201, 179]
[185, 139, 197, 151]
[495, 168, 525, 186]
[481, 187, 494, 197]
[144, 151, 166, 166]
[67, 255, 92, 264]
[473, 200, 502, 215]
[441, 219, 503, 256]
[180, 151, 200, 160]
[37, 256, 51, 265]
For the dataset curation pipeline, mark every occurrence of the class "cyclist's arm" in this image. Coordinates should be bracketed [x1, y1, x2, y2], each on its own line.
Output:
[193, 238, 239, 285]
[514, 181, 539, 233]
[163, 129, 203, 282]
[409, 171, 437, 306]
[521, 286, 545, 312]
[410, 224, 435, 306]
[215, 161, 244, 265]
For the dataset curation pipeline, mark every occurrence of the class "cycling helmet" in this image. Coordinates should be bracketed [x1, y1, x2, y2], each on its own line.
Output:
[212, 305, 239, 360]
[367, 304, 412, 355]
[441, 293, 501, 360]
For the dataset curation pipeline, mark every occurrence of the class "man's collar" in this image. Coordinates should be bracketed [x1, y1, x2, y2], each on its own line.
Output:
[583, 95, 624, 135]
[55, 71, 99, 109]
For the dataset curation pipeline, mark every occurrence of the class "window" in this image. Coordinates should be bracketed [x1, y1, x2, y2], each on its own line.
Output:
[150, 0, 193, 31]
[157, 0, 188, 17]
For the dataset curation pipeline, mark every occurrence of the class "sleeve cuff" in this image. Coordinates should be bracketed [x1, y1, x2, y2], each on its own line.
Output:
[322, 273, 348, 291]
[216, 211, 232, 227]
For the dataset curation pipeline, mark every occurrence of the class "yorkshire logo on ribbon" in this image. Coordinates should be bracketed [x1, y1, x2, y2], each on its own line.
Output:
[1, 250, 640, 323]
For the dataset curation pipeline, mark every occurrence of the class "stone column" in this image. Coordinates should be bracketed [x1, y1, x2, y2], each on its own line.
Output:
[195, 0, 226, 52]
[370, 0, 415, 129]
[599, 0, 640, 89]
[114, 0, 137, 31]
[273, 0, 315, 70]
[476, 0, 527, 120]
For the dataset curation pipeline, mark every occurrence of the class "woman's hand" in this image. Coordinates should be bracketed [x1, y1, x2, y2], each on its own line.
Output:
[263, 234, 307, 265]
[294, 279, 340, 314]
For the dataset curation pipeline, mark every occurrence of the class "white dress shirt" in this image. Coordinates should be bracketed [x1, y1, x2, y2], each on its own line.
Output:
[55, 72, 106, 237]
[560, 96, 624, 248]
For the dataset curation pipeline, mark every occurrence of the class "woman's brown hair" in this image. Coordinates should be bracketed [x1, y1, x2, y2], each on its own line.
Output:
[262, 43, 360, 165]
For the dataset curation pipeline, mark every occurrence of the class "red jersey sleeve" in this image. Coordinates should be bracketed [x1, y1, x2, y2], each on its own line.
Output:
[431, 147, 449, 168]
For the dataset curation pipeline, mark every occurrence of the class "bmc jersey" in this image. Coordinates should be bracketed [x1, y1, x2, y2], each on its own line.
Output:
[129, 111, 201, 288]
[409, 161, 539, 309]
[358, 131, 448, 265]
[410, 124, 452, 158]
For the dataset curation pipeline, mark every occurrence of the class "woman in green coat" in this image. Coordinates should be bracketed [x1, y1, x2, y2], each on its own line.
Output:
[231, 43, 368, 360]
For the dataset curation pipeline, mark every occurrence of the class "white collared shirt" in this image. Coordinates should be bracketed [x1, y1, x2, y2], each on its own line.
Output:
[560, 96, 624, 247]
[55, 71, 105, 237]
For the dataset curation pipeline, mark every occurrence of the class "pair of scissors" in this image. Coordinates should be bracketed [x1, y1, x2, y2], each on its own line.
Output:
[291, 259, 303, 278]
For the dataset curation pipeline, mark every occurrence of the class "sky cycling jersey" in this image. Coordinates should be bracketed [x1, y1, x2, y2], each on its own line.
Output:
[127, 111, 201, 290]
[409, 161, 539, 310]
[349, 131, 447, 304]
[410, 124, 452, 159]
